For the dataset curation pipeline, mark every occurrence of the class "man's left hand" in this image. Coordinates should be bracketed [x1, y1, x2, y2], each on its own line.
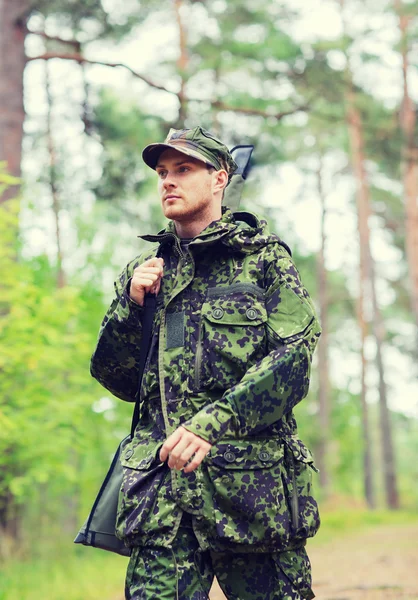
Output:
[159, 426, 212, 473]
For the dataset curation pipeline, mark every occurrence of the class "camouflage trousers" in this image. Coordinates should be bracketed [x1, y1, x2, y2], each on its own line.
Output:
[124, 517, 314, 600]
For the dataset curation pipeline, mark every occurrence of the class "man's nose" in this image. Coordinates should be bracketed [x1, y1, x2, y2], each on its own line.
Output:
[163, 172, 177, 188]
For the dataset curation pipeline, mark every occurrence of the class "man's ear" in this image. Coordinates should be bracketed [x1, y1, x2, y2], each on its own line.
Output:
[213, 169, 228, 194]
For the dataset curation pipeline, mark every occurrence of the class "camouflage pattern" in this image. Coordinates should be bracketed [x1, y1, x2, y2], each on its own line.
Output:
[125, 519, 213, 599]
[212, 545, 314, 599]
[125, 517, 314, 599]
[91, 207, 321, 557]
[142, 126, 238, 176]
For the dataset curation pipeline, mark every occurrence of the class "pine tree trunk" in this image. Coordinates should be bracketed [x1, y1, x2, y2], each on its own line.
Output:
[45, 62, 66, 288]
[0, 0, 29, 202]
[346, 88, 399, 509]
[395, 0, 418, 344]
[0, 1, 29, 550]
[174, 0, 188, 126]
[339, 0, 399, 509]
[315, 157, 331, 494]
[356, 273, 375, 508]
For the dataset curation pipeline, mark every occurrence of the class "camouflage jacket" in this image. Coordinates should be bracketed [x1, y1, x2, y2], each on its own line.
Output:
[91, 208, 321, 553]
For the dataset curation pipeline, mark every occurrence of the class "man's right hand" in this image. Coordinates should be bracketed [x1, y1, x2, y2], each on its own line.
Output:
[129, 257, 164, 306]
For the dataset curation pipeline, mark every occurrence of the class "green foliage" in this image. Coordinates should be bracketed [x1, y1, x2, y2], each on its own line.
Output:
[30, 0, 140, 40]
[0, 175, 132, 554]
[91, 89, 165, 203]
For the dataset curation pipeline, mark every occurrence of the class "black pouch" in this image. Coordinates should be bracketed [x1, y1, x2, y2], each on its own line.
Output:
[74, 436, 131, 556]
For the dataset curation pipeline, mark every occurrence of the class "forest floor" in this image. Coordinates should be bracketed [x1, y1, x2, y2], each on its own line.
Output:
[209, 522, 418, 600]
[3, 512, 417, 600]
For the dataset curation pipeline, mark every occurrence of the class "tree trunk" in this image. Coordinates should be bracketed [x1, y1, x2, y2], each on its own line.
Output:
[395, 0, 418, 346]
[173, 0, 188, 126]
[315, 156, 331, 494]
[45, 62, 66, 288]
[0, 2, 29, 550]
[346, 88, 399, 509]
[339, 0, 399, 510]
[0, 0, 29, 202]
[356, 269, 375, 508]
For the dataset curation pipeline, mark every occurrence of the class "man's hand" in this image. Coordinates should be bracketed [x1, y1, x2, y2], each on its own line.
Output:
[130, 257, 164, 306]
[160, 426, 212, 473]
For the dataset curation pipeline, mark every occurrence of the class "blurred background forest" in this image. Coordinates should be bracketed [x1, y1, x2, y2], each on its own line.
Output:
[1, 0, 418, 598]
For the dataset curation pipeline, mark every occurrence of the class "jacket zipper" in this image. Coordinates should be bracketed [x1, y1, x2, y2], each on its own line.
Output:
[194, 320, 203, 390]
[158, 307, 171, 434]
[289, 451, 299, 530]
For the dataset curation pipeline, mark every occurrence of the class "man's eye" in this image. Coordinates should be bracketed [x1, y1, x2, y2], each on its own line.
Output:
[157, 170, 167, 178]
[178, 166, 190, 173]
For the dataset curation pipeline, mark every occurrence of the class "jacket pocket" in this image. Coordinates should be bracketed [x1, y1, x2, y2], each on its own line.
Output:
[204, 438, 292, 549]
[195, 296, 268, 391]
[283, 437, 320, 543]
[115, 435, 166, 542]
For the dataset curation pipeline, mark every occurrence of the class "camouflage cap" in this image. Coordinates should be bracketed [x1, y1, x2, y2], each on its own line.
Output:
[142, 126, 238, 177]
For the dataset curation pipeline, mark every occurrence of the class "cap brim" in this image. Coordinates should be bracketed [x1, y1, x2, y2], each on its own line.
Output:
[142, 143, 216, 170]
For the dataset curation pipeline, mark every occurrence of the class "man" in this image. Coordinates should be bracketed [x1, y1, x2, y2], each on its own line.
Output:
[91, 126, 321, 600]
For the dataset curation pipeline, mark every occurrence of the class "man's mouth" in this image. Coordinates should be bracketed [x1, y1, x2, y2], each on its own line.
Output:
[165, 194, 181, 201]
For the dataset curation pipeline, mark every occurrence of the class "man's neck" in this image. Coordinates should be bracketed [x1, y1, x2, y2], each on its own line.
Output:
[174, 211, 222, 239]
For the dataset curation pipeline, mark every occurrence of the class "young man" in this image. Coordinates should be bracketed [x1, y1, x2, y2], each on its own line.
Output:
[91, 127, 321, 600]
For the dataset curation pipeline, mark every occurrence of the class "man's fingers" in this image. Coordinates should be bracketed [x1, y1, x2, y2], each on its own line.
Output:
[150, 280, 161, 295]
[141, 257, 165, 269]
[135, 266, 163, 276]
[167, 437, 191, 469]
[133, 271, 162, 283]
[159, 429, 182, 462]
[130, 257, 165, 305]
[160, 427, 212, 472]
[183, 447, 211, 473]
[171, 443, 200, 471]
[134, 274, 160, 287]
[131, 272, 161, 297]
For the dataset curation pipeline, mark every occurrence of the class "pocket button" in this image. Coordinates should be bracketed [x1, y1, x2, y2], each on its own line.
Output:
[246, 308, 258, 320]
[125, 449, 134, 460]
[258, 451, 271, 462]
[223, 451, 236, 463]
[212, 308, 224, 320]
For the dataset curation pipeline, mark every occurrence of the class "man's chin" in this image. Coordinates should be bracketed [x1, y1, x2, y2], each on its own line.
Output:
[163, 207, 181, 220]
[163, 206, 189, 221]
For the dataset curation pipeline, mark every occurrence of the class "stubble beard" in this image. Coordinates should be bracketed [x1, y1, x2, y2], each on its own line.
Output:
[163, 194, 213, 224]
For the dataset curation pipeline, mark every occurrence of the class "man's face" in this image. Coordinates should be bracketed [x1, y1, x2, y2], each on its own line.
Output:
[156, 148, 216, 223]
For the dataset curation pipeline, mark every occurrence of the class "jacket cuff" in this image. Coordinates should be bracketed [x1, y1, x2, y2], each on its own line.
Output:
[182, 399, 238, 445]
[114, 278, 143, 328]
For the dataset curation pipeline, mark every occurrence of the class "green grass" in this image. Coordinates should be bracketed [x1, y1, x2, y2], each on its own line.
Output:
[310, 508, 418, 545]
[1, 509, 417, 600]
[0, 547, 127, 600]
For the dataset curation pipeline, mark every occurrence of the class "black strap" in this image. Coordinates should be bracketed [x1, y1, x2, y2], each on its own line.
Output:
[130, 293, 157, 438]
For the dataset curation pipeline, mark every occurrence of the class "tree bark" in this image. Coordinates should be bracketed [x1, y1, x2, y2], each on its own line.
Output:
[0, 0, 30, 202]
[173, 0, 188, 126]
[346, 88, 399, 509]
[356, 263, 375, 508]
[339, 0, 399, 510]
[45, 62, 66, 289]
[315, 155, 331, 494]
[395, 0, 418, 346]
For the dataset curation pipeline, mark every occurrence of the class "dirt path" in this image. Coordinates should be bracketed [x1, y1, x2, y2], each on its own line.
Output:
[209, 523, 418, 599]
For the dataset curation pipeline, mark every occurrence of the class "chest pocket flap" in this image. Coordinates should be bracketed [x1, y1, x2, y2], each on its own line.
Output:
[202, 298, 267, 326]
